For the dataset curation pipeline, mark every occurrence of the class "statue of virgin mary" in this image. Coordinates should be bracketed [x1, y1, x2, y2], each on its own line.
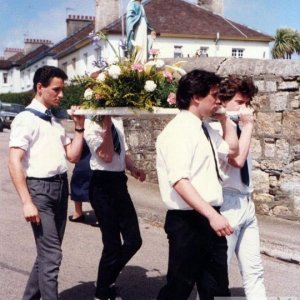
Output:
[126, 0, 155, 64]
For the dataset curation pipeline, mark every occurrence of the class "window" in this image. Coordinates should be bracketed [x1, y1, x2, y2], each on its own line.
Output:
[3, 73, 8, 84]
[232, 48, 244, 58]
[83, 53, 88, 66]
[174, 45, 183, 58]
[95, 47, 102, 61]
[72, 58, 76, 70]
[197, 47, 209, 57]
[27, 69, 31, 87]
[62, 62, 67, 73]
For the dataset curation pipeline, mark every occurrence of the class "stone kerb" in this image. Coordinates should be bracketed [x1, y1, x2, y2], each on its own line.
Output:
[124, 57, 300, 221]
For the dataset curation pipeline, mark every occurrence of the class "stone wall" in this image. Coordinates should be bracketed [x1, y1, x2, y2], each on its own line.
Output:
[123, 57, 300, 221]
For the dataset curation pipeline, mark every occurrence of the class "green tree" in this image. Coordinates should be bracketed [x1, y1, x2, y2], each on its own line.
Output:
[272, 28, 300, 59]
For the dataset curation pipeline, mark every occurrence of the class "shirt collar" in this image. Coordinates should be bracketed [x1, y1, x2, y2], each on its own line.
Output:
[179, 110, 203, 128]
[28, 99, 48, 114]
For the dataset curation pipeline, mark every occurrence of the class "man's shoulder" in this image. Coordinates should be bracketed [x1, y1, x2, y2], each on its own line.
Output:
[13, 109, 35, 124]
[206, 120, 223, 136]
[157, 115, 190, 144]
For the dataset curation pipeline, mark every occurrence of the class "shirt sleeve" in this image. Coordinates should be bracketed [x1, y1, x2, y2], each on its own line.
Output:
[84, 119, 104, 153]
[9, 112, 36, 151]
[157, 130, 194, 186]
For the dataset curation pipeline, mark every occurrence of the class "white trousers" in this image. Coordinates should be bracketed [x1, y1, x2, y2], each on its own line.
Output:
[222, 190, 267, 300]
[197, 190, 267, 300]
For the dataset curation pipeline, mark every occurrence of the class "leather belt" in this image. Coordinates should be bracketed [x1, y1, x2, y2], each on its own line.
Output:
[26, 172, 67, 181]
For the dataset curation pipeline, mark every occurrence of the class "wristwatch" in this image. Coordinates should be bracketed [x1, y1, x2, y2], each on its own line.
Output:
[75, 128, 85, 133]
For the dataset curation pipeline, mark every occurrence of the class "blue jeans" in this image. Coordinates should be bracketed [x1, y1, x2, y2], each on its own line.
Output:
[23, 176, 68, 300]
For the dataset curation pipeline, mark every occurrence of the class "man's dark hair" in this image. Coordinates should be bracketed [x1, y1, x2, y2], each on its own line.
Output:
[176, 69, 221, 110]
[218, 75, 258, 103]
[33, 66, 68, 93]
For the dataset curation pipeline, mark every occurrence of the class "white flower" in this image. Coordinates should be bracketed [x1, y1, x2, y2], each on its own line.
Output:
[144, 80, 157, 92]
[84, 88, 93, 100]
[106, 56, 119, 65]
[96, 72, 106, 82]
[165, 65, 187, 76]
[155, 59, 165, 69]
[108, 65, 122, 79]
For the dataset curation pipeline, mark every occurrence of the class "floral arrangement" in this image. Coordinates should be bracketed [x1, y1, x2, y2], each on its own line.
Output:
[77, 32, 186, 111]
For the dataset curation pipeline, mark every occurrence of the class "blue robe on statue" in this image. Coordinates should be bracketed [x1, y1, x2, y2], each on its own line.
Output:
[126, 0, 154, 60]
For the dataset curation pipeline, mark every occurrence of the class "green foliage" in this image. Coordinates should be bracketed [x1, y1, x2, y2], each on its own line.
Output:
[0, 82, 86, 110]
[77, 31, 185, 111]
[272, 28, 300, 59]
[0, 91, 33, 106]
[77, 59, 183, 111]
[60, 80, 86, 109]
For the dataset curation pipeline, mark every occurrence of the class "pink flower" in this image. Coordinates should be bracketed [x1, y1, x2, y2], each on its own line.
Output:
[163, 71, 173, 82]
[167, 92, 176, 105]
[149, 48, 160, 56]
[131, 63, 144, 72]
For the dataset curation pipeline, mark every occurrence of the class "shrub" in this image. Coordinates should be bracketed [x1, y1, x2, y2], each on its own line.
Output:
[0, 91, 33, 106]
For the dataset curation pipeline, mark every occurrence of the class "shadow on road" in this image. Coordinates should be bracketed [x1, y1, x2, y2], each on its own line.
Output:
[230, 287, 245, 296]
[59, 281, 95, 300]
[59, 265, 166, 300]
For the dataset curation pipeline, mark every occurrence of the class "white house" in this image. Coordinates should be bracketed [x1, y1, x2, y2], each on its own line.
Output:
[99, 0, 273, 60]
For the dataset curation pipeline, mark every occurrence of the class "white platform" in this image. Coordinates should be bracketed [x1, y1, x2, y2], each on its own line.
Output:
[73, 107, 180, 117]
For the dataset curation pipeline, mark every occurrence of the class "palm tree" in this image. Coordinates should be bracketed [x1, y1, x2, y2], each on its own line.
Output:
[272, 28, 300, 59]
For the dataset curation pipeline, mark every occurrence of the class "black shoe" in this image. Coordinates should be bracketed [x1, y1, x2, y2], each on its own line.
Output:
[95, 285, 119, 300]
[90, 221, 100, 227]
[68, 214, 85, 223]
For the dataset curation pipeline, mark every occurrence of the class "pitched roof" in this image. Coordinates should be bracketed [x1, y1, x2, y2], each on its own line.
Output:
[105, 0, 273, 42]
[0, 52, 24, 70]
[16, 44, 51, 70]
[4, 21, 94, 70]
[51, 22, 94, 58]
[0, 60, 13, 70]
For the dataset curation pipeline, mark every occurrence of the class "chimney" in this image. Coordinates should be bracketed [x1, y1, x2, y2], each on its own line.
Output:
[197, 0, 224, 15]
[24, 39, 53, 54]
[95, 0, 119, 32]
[3, 48, 24, 60]
[66, 15, 95, 37]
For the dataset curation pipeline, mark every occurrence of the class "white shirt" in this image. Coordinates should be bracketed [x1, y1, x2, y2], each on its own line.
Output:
[156, 110, 229, 209]
[84, 118, 128, 172]
[9, 99, 71, 177]
[210, 121, 253, 194]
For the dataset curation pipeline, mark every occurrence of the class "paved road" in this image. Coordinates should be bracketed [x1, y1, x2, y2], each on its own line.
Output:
[1, 129, 300, 299]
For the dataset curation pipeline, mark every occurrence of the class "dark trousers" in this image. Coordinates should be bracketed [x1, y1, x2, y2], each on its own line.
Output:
[23, 176, 69, 300]
[90, 170, 142, 298]
[157, 209, 230, 300]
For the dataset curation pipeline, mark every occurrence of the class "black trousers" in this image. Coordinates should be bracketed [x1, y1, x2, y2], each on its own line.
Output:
[157, 209, 230, 300]
[89, 170, 142, 298]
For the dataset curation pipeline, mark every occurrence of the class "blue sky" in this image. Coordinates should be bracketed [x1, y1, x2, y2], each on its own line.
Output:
[1, 0, 299, 57]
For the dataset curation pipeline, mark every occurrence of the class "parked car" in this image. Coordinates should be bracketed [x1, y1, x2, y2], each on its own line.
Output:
[0, 102, 25, 132]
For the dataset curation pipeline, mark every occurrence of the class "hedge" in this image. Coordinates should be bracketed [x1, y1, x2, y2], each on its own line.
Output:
[0, 91, 33, 106]
[0, 82, 85, 109]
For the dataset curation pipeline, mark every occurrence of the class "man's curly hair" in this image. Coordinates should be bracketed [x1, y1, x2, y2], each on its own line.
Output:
[218, 75, 258, 103]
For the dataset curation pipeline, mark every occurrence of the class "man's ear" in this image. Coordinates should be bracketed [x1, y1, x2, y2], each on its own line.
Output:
[36, 83, 43, 95]
[191, 95, 201, 105]
[36, 83, 42, 91]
